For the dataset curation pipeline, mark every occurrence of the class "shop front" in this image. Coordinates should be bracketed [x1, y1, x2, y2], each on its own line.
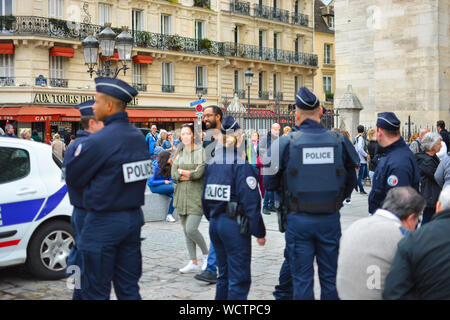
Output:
[0, 106, 197, 143]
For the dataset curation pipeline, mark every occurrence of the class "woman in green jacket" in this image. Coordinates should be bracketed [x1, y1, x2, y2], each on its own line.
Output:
[172, 123, 209, 273]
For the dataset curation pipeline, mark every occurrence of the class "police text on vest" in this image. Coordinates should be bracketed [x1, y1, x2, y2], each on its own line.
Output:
[122, 160, 153, 183]
[303, 147, 334, 164]
[204, 184, 231, 202]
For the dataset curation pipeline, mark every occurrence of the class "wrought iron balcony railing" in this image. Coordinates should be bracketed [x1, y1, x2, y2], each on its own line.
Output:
[133, 83, 147, 92]
[223, 42, 318, 67]
[0, 16, 318, 68]
[49, 78, 68, 88]
[273, 92, 284, 101]
[258, 91, 270, 100]
[162, 85, 175, 93]
[196, 86, 208, 95]
[253, 4, 290, 24]
[292, 13, 309, 27]
[234, 89, 246, 99]
[0, 77, 15, 86]
[230, 1, 251, 16]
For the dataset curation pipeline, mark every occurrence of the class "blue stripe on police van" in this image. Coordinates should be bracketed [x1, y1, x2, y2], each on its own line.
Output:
[35, 185, 68, 222]
[0, 198, 45, 227]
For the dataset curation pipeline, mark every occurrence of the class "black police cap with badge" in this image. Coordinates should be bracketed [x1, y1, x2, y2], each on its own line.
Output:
[376, 112, 401, 131]
[95, 77, 138, 104]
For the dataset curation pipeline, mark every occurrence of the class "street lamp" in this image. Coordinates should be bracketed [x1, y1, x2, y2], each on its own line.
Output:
[82, 24, 133, 79]
[245, 68, 254, 130]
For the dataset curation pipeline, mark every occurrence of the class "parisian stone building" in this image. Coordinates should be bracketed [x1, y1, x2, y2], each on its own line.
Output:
[334, 0, 449, 132]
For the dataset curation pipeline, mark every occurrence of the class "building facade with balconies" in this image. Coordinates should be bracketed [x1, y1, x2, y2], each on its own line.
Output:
[313, 0, 334, 108]
[0, 0, 318, 139]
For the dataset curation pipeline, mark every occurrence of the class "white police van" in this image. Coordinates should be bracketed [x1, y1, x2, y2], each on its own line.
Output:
[0, 137, 74, 279]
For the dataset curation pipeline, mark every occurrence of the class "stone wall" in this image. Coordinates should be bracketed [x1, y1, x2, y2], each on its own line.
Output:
[335, 0, 449, 129]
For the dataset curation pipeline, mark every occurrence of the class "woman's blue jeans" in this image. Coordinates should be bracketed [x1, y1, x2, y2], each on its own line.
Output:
[150, 183, 174, 215]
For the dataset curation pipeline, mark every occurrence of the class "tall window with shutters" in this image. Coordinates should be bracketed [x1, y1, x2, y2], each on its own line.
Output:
[0, 54, 14, 86]
[196, 66, 207, 95]
[133, 64, 146, 91]
[161, 15, 172, 35]
[162, 62, 174, 92]
[132, 9, 144, 31]
[0, 0, 13, 15]
[98, 3, 111, 26]
[48, 0, 63, 19]
[49, 56, 66, 87]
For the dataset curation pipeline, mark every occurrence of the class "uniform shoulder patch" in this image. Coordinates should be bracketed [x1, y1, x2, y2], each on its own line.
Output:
[246, 176, 257, 190]
[387, 175, 399, 187]
[74, 143, 82, 157]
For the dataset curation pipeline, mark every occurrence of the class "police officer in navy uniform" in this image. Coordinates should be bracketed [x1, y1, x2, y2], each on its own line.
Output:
[263, 87, 359, 300]
[202, 116, 266, 300]
[64, 77, 151, 300]
[368, 112, 420, 214]
[63, 100, 104, 299]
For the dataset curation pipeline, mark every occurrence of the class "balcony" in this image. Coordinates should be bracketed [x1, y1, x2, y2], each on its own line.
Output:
[0, 77, 14, 86]
[133, 83, 147, 92]
[196, 86, 208, 95]
[162, 85, 175, 93]
[292, 13, 309, 27]
[223, 42, 318, 67]
[253, 4, 290, 24]
[272, 92, 284, 101]
[0, 16, 318, 69]
[234, 89, 246, 99]
[258, 91, 270, 100]
[230, 0, 251, 16]
[49, 78, 68, 88]
[193, 0, 211, 9]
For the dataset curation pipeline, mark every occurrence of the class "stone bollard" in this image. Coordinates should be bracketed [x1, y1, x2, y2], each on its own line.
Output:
[141, 185, 179, 222]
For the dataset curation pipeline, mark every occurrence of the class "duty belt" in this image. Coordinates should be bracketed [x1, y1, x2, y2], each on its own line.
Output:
[288, 199, 338, 215]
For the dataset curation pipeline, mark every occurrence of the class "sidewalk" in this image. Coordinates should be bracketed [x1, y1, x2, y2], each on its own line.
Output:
[0, 189, 370, 300]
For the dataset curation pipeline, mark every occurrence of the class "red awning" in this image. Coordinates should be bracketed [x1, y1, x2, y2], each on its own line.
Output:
[50, 46, 75, 58]
[0, 43, 14, 54]
[126, 109, 196, 122]
[100, 52, 119, 61]
[133, 55, 153, 64]
[0, 107, 197, 123]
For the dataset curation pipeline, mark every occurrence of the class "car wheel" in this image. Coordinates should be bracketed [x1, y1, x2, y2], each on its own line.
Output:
[26, 220, 74, 280]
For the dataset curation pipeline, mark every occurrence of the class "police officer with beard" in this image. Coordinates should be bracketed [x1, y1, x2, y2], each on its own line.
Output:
[263, 87, 359, 300]
[202, 116, 266, 300]
[63, 100, 103, 299]
[65, 77, 151, 300]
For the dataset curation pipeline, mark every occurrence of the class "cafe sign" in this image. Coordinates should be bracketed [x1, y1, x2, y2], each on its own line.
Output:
[33, 93, 138, 106]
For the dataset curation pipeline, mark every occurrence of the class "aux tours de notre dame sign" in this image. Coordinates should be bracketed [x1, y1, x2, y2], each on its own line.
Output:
[33, 93, 138, 106]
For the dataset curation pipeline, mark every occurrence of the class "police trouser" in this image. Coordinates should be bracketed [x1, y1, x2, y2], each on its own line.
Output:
[67, 207, 88, 300]
[273, 246, 293, 300]
[209, 213, 251, 300]
[285, 212, 341, 300]
[78, 210, 143, 300]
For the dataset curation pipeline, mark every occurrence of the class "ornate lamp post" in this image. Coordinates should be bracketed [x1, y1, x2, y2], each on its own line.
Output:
[244, 68, 254, 130]
[82, 24, 133, 78]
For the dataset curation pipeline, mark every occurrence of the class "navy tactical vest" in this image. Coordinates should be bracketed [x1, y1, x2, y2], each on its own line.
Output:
[285, 130, 346, 214]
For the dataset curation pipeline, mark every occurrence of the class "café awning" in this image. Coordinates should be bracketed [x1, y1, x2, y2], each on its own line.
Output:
[50, 46, 75, 58]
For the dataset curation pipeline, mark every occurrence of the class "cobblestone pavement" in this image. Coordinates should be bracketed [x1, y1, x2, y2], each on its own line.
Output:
[0, 189, 370, 300]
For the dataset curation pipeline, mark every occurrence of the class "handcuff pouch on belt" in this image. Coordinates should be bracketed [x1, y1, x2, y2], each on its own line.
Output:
[226, 201, 249, 236]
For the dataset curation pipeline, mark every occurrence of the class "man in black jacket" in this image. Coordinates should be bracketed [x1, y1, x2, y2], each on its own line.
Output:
[383, 186, 450, 300]
[437, 120, 450, 148]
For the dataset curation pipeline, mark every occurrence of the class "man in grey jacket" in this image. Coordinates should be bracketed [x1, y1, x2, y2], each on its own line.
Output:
[337, 187, 425, 300]
[434, 152, 450, 189]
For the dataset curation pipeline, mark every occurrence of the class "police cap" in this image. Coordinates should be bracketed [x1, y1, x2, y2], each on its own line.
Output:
[221, 116, 241, 134]
[95, 77, 138, 104]
[295, 87, 320, 110]
[377, 112, 401, 131]
[76, 100, 95, 116]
